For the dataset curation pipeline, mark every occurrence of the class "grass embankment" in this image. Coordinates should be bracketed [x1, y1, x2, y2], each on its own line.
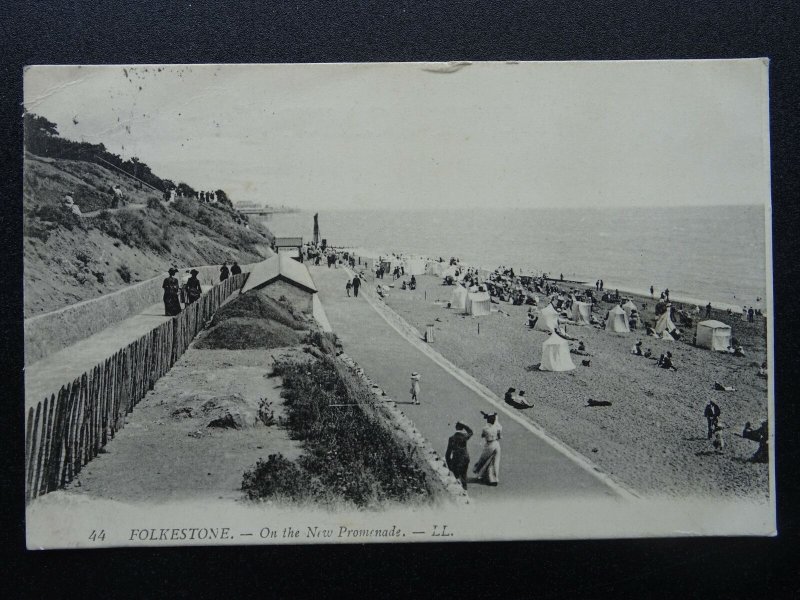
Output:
[23, 153, 274, 315]
[243, 351, 435, 508]
[196, 291, 307, 350]
[192, 288, 434, 508]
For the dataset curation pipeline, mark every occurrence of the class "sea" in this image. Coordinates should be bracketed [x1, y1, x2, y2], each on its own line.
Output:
[261, 205, 770, 312]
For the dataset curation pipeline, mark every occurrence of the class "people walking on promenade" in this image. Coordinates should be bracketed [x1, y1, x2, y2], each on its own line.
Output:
[445, 421, 474, 489]
[473, 411, 502, 486]
[162, 267, 182, 316]
[185, 269, 202, 304]
[410, 371, 421, 404]
[352, 275, 361, 297]
[345, 280, 352, 297]
[230, 261, 242, 276]
[219, 261, 230, 281]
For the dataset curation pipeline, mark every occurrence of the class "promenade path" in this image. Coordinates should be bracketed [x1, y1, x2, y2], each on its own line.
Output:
[25, 285, 211, 409]
[310, 265, 630, 502]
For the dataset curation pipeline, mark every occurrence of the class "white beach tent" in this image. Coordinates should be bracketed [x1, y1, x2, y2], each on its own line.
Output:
[427, 261, 445, 276]
[654, 309, 677, 335]
[535, 304, 560, 332]
[605, 305, 630, 333]
[450, 285, 468, 312]
[622, 300, 637, 318]
[405, 257, 427, 276]
[466, 291, 491, 316]
[539, 334, 576, 372]
[696, 320, 732, 351]
[571, 301, 592, 325]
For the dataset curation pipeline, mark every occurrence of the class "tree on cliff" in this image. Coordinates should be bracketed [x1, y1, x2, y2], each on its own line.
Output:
[215, 189, 233, 207]
[177, 182, 197, 198]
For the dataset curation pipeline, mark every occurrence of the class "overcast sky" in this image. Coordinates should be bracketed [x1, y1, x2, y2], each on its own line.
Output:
[24, 60, 770, 210]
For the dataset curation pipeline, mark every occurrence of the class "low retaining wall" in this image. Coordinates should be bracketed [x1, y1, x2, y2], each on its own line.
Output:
[24, 273, 246, 503]
[25, 264, 251, 365]
[337, 352, 469, 505]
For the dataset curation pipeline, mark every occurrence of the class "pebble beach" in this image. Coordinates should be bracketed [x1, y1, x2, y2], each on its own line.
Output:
[377, 272, 769, 499]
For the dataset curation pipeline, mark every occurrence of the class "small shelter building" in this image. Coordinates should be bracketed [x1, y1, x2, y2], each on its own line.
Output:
[696, 320, 732, 351]
[240, 254, 318, 314]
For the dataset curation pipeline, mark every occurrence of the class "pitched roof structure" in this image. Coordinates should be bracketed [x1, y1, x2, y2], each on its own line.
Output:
[240, 254, 317, 295]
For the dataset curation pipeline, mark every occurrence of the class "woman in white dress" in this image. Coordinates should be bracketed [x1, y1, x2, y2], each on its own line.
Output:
[473, 412, 502, 486]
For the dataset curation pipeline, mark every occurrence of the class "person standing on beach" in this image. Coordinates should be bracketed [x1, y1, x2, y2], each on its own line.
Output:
[162, 267, 182, 317]
[473, 412, 502, 486]
[445, 421, 474, 489]
[704, 399, 721, 440]
[650, 285, 654, 298]
[706, 302, 712, 319]
[410, 372, 421, 405]
[352, 275, 361, 297]
[600, 279, 604, 291]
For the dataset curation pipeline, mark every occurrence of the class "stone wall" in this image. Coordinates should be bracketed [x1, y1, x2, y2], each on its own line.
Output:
[25, 264, 252, 365]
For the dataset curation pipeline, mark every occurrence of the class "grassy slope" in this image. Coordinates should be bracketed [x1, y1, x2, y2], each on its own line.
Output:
[23, 153, 274, 316]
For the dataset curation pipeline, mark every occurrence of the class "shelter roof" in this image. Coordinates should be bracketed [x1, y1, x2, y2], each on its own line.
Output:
[697, 320, 731, 328]
[241, 254, 317, 294]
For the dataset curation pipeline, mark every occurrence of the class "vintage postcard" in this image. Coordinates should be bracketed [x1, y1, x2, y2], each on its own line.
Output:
[23, 61, 774, 548]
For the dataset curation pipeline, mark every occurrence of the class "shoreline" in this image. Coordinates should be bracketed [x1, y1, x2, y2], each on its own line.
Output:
[330, 245, 767, 315]
[375, 271, 770, 499]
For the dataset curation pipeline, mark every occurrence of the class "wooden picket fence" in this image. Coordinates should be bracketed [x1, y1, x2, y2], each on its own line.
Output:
[24, 273, 246, 503]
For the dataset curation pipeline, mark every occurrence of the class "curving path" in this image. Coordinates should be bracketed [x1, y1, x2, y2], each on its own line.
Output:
[310, 265, 633, 502]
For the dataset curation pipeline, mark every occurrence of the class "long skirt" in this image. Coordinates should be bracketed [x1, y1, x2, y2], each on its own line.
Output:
[473, 441, 501, 484]
[164, 293, 182, 316]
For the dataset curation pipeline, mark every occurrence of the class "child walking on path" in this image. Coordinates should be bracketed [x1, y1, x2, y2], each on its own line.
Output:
[410, 372, 421, 405]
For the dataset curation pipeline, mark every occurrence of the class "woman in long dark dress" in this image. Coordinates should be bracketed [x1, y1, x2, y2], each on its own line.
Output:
[445, 421, 473, 489]
[185, 269, 202, 304]
[162, 267, 182, 316]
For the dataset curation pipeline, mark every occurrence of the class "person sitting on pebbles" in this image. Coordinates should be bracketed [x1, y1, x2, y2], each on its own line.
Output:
[657, 351, 677, 371]
[757, 361, 768, 378]
[714, 381, 736, 392]
[571, 341, 590, 356]
[504, 387, 533, 410]
[631, 340, 644, 356]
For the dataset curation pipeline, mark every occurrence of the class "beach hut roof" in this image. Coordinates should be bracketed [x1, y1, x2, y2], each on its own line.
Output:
[697, 320, 730, 329]
[610, 305, 626, 315]
[240, 254, 317, 295]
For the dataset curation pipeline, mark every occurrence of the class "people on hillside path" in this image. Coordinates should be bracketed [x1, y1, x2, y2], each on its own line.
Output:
[704, 399, 721, 440]
[162, 267, 182, 316]
[230, 261, 242, 276]
[445, 421, 474, 490]
[473, 412, 502, 486]
[219, 262, 230, 281]
[186, 269, 202, 304]
[352, 275, 361, 297]
[410, 372, 421, 405]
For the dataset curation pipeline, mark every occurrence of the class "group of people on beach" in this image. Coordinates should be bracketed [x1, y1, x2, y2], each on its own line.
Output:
[161, 260, 241, 316]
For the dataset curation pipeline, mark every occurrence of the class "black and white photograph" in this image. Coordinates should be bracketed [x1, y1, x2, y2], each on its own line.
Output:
[22, 61, 774, 548]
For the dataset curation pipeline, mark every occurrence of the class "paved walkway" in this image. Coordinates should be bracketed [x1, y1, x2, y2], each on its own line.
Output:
[310, 265, 629, 502]
[25, 285, 211, 408]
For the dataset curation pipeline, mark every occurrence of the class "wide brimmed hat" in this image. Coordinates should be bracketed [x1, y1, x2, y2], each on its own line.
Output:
[168, 268, 178, 275]
[190, 269, 199, 276]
